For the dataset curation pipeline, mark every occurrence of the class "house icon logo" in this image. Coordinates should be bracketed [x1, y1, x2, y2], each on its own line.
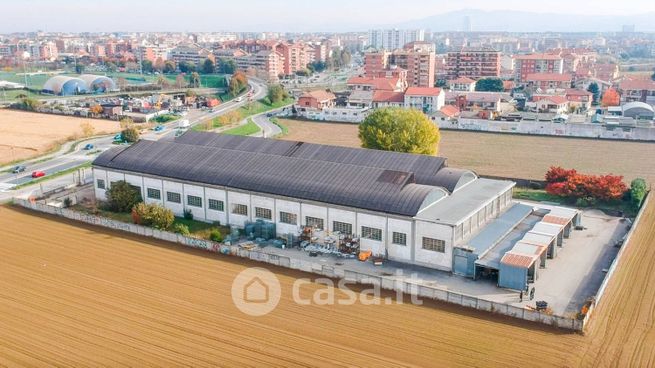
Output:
[231, 267, 281, 316]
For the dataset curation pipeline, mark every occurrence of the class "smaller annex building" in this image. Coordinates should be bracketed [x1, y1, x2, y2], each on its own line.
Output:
[92, 131, 580, 284]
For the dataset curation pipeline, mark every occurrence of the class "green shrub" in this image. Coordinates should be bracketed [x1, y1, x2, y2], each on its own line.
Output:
[183, 208, 194, 220]
[209, 228, 223, 242]
[172, 223, 190, 236]
[106, 181, 142, 212]
[630, 178, 648, 210]
[121, 127, 140, 143]
[131, 202, 175, 230]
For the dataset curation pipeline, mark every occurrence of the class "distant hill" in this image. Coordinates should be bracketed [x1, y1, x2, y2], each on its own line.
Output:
[392, 9, 655, 32]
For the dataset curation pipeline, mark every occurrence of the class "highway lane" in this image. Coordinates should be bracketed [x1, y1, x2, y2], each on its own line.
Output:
[5, 159, 89, 186]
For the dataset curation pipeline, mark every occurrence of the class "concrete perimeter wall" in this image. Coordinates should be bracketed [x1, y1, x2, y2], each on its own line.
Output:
[14, 198, 586, 331]
[438, 118, 655, 142]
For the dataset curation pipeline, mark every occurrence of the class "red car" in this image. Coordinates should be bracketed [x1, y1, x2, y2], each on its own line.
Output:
[31, 171, 46, 178]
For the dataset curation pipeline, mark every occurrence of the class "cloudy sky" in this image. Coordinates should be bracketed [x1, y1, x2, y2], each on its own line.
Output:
[2, 0, 654, 33]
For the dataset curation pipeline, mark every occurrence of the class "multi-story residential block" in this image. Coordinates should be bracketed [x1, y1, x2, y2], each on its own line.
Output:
[235, 50, 284, 81]
[404, 87, 445, 114]
[368, 29, 424, 50]
[365, 48, 435, 88]
[170, 44, 215, 67]
[445, 47, 501, 80]
[525, 73, 572, 90]
[513, 53, 563, 82]
[618, 79, 655, 105]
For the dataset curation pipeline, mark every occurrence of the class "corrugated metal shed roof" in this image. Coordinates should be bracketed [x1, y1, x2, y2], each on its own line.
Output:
[94, 139, 442, 217]
[511, 241, 547, 257]
[531, 222, 562, 236]
[522, 231, 556, 247]
[174, 132, 461, 190]
[543, 215, 570, 226]
[501, 252, 537, 268]
[464, 203, 533, 255]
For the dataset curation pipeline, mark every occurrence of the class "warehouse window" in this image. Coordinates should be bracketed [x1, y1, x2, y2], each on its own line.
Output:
[255, 207, 272, 220]
[422, 237, 445, 253]
[232, 204, 248, 216]
[332, 221, 352, 234]
[187, 195, 202, 208]
[392, 232, 407, 246]
[167, 191, 181, 203]
[280, 211, 297, 225]
[305, 216, 324, 230]
[129, 185, 141, 194]
[147, 188, 161, 200]
[96, 179, 105, 190]
[208, 199, 224, 212]
[361, 226, 382, 241]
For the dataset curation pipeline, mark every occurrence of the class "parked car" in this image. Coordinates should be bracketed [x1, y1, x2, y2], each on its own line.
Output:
[154, 125, 165, 132]
[31, 171, 45, 178]
[83, 143, 95, 150]
[235, 97, 243, 102]
[12, 165, 26, 174]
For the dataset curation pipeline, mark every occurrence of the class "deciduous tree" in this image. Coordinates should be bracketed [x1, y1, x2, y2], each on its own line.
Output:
[358, 108, 441, 155]
[106, 181, 142, 212]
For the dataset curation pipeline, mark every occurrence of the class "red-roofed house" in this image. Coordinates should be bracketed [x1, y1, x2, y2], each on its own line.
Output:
[404, 87, 445, 113]
[372, 91, 405, 109]
[530, 95, 569, 113]
[297, 90, 337, 110]
[525, 73, 572, 89]
[448, 76, 476, 92]
[564, 89, 593, 111]
[346, 76, 404, 92]
[618, 78, 655, 105]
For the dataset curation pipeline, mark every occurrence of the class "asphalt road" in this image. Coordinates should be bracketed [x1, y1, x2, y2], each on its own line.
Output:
[0, 79, 268, 198]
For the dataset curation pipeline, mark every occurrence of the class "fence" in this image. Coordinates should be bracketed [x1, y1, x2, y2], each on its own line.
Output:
[14, 198, 583, 331]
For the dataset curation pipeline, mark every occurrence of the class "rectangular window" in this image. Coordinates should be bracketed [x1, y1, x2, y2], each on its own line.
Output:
[332, 221, 352, 234]
[279, 211, 298, 225]
[305, 216, 324, 230]
[232, 204, 248, 216]
[147, 188, 161, 200]
[96, 179, 105, 189]
[392, 232, 407, 246]
[422, 237, 446, 253]
[208, 199, 224, 211]
[167, 191, 181, 203]
[255, 207, 272, 220]
[187, 195, 202, 208]
[361, 226, 382, 241]
[130, 185, 141, 194]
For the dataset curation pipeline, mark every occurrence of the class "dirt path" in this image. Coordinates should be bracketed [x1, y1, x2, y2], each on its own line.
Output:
[0, 202, 654, 367]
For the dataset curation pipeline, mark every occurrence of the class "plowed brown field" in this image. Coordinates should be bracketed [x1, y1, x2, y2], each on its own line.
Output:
[278, 119, 655, 183]
[0, 202, 654, 367]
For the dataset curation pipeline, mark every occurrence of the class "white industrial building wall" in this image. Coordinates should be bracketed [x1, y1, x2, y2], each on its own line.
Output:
[93, 168, 108, 201]
[387, 218, 413, 262]
[414, 220, 455, 271]
[276, 199, 301, 235]
[143, 177, 164, 206]
[205, 187, 227, 225]
[93, 169, 463, 270]
[357, 212, 387, 256]
[183, 184, 206, 221]
[227, 191, 251, 227]
[162, 180, 184, 216]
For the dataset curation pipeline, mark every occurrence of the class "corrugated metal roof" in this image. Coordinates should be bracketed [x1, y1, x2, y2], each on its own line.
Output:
[500, 252, 537, 268]
[522, 231, 556, 247]
[464, 203, 533, 255]
[93, 139, 442, 217]
[175, 132, 462, 190]
[543, 215, 570, 226]
[511, 241, 547, 256]
[531, 222, 562, 236]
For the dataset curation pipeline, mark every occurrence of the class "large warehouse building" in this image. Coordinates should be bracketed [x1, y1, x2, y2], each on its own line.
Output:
[92, 132, 579, 280]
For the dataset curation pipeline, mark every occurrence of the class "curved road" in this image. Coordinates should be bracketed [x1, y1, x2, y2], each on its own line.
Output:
[0, 79, 270, 200]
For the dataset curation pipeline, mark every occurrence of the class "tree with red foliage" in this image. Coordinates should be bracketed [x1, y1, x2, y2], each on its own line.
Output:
[545, 166, 577, 184]
[544, 167, 627, 201]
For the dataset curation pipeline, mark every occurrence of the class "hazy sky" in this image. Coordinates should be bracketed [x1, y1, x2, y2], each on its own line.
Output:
[2, 0, 655, 33]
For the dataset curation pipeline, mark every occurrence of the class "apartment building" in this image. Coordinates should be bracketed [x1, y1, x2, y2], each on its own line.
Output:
[368, 29, 425, 50]
[445, 47, 501, 80]
[170, 44, 215, 67]
[514, 54, 564, 82]
[235, 50, 284, 81]
[364, 48, 435, 88]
